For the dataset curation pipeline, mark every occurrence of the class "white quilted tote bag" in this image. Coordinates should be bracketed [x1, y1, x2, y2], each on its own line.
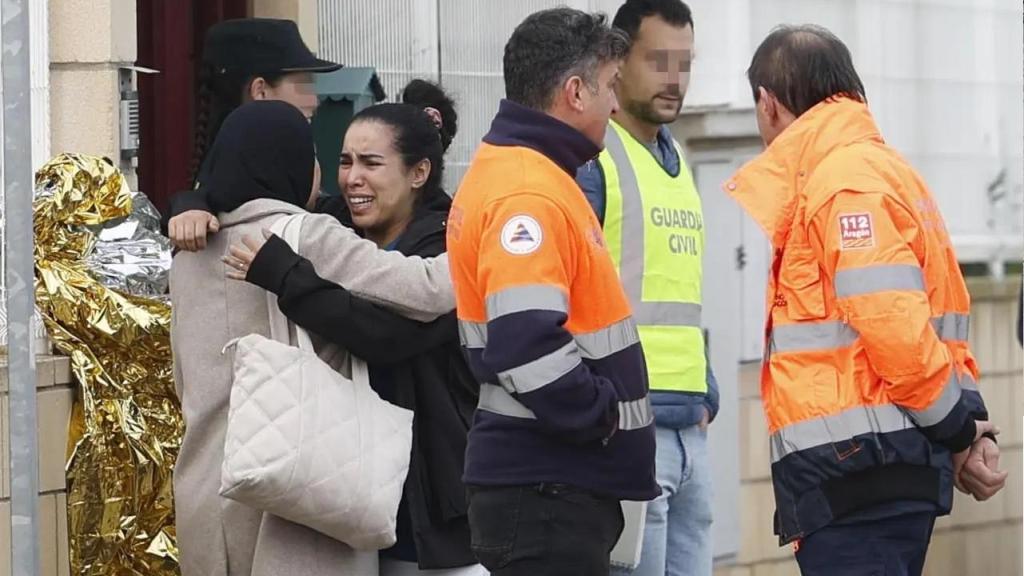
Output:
[220, 213, 414, 551]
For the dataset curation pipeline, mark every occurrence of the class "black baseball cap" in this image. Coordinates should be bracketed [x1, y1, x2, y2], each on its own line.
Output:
[203, 18, 341, 77]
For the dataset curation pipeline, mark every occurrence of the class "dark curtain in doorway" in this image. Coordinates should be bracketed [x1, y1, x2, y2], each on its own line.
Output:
[136, 0, 249, 214]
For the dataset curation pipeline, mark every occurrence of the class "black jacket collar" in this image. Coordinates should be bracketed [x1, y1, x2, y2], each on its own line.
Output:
[394, 207, 447, 257]
[483, 99, 600, 176]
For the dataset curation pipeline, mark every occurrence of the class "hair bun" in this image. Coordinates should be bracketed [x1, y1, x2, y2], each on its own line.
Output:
[422, 106, 444, 130]
[401, 79, 458, 152]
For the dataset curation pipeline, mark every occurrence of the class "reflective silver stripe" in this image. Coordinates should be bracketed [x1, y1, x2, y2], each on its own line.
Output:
[632, 302, 702, 327]
[619, 395, 655, 431]
[478, 383, 537, 419]
[485, 284, 568, 320]
[906, 371, 963, 427]
[463, 317, 642, 358]
[770, 321, 859, 353]
[960, 372, 979, 392]
[604, 126, 645, 307]
[478, 384, 655, 432]
[459, 321, 487, 349]
[770, 404, 915, 463]
[834, 264, 925, 298]
[769, 313, 969, 354]
[575, 318, 640, 360]
[604, 126, 702, 329]
[497, 341, 581, 394]
[931, 313, 970, 342]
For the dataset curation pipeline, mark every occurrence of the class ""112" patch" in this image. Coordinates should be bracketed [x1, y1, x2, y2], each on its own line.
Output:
[838, 212, 875, 250]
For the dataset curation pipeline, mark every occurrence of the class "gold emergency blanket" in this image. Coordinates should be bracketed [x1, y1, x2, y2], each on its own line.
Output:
[33, 154, 182, 575]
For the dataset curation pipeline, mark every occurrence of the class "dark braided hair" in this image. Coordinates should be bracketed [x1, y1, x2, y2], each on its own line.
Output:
[189, 62, 287, 186]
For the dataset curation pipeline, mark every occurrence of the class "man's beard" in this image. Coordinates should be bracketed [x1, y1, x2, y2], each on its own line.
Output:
[623, 95, 682, 126]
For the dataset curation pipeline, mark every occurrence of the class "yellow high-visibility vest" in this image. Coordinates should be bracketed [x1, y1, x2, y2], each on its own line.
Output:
[599, 120, 706, 394]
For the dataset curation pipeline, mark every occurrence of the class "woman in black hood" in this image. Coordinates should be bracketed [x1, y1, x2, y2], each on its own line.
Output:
[171, 98, 457, 576]
[201, 99, 319, 213]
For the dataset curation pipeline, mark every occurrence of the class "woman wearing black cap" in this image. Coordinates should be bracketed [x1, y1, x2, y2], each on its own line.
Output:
[170, 100, 454, 576]
[167, 18, 341, 251]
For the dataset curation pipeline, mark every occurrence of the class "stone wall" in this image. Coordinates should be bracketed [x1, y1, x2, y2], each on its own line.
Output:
[0, 356, 73, 575]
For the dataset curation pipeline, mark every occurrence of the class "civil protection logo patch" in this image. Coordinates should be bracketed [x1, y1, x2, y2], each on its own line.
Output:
[500, 215, 543, 255]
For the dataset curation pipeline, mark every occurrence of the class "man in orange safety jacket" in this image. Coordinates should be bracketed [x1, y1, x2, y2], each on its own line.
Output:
[724, 24, 1008, 576]
[447, 9, 658, 575]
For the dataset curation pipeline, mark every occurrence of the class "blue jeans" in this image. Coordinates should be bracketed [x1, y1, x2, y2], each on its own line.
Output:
[614, 425, 713, 576]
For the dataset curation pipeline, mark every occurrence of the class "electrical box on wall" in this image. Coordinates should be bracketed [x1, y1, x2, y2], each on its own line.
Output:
[118, 66, 158, 169]
[120, 97, 140, 153]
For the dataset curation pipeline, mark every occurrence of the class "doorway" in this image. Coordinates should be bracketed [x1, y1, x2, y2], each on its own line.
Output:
[673, 108, 765, 560]
[136, 0, 249, 214]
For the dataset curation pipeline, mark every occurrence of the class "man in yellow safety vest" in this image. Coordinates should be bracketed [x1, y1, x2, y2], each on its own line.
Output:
[577, 1, 717, 575]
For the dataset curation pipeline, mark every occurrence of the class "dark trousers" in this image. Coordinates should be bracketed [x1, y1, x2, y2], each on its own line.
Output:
[467, 484, 624, 575]
[795, 511, 937, 576]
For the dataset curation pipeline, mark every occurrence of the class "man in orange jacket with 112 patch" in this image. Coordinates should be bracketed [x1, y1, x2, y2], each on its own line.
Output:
[725, 24, 1007, 576]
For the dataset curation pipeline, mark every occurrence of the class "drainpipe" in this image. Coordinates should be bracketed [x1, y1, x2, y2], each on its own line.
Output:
[2, 0, 40, 574]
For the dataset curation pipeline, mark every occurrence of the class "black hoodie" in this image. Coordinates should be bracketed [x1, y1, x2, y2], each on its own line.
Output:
[245, 189, 478, 570]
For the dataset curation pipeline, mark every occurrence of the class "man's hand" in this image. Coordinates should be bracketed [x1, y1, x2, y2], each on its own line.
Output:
[169, 210, 220, 252]
[953, 420, 1002, 496]
[698, 407, 710, 431]
[223, 229, 273, 281]
[959, 435, 1008, 501]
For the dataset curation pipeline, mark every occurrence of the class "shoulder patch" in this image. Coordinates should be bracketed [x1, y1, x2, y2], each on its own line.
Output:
[838, 212, 875, 250]
[500, 214, 543, 255]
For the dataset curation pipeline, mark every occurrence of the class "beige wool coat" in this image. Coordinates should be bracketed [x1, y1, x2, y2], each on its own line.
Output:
[170, 199, 453, 576]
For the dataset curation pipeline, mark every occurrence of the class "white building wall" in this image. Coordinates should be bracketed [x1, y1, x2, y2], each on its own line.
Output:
[321, 0, 625, 188]
[318, 0, 440, 94]
[437, 0, 593, 185]
[321, 0, 1022, 265]
[686, 0, 1024, 266]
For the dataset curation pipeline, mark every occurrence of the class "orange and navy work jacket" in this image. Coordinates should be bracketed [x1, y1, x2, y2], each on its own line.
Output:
[726, 97, 987, 543]
[447, 99, 658, 501]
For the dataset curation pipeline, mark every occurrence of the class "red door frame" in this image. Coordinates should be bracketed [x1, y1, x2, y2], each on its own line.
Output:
[136, 0, 249, 214]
